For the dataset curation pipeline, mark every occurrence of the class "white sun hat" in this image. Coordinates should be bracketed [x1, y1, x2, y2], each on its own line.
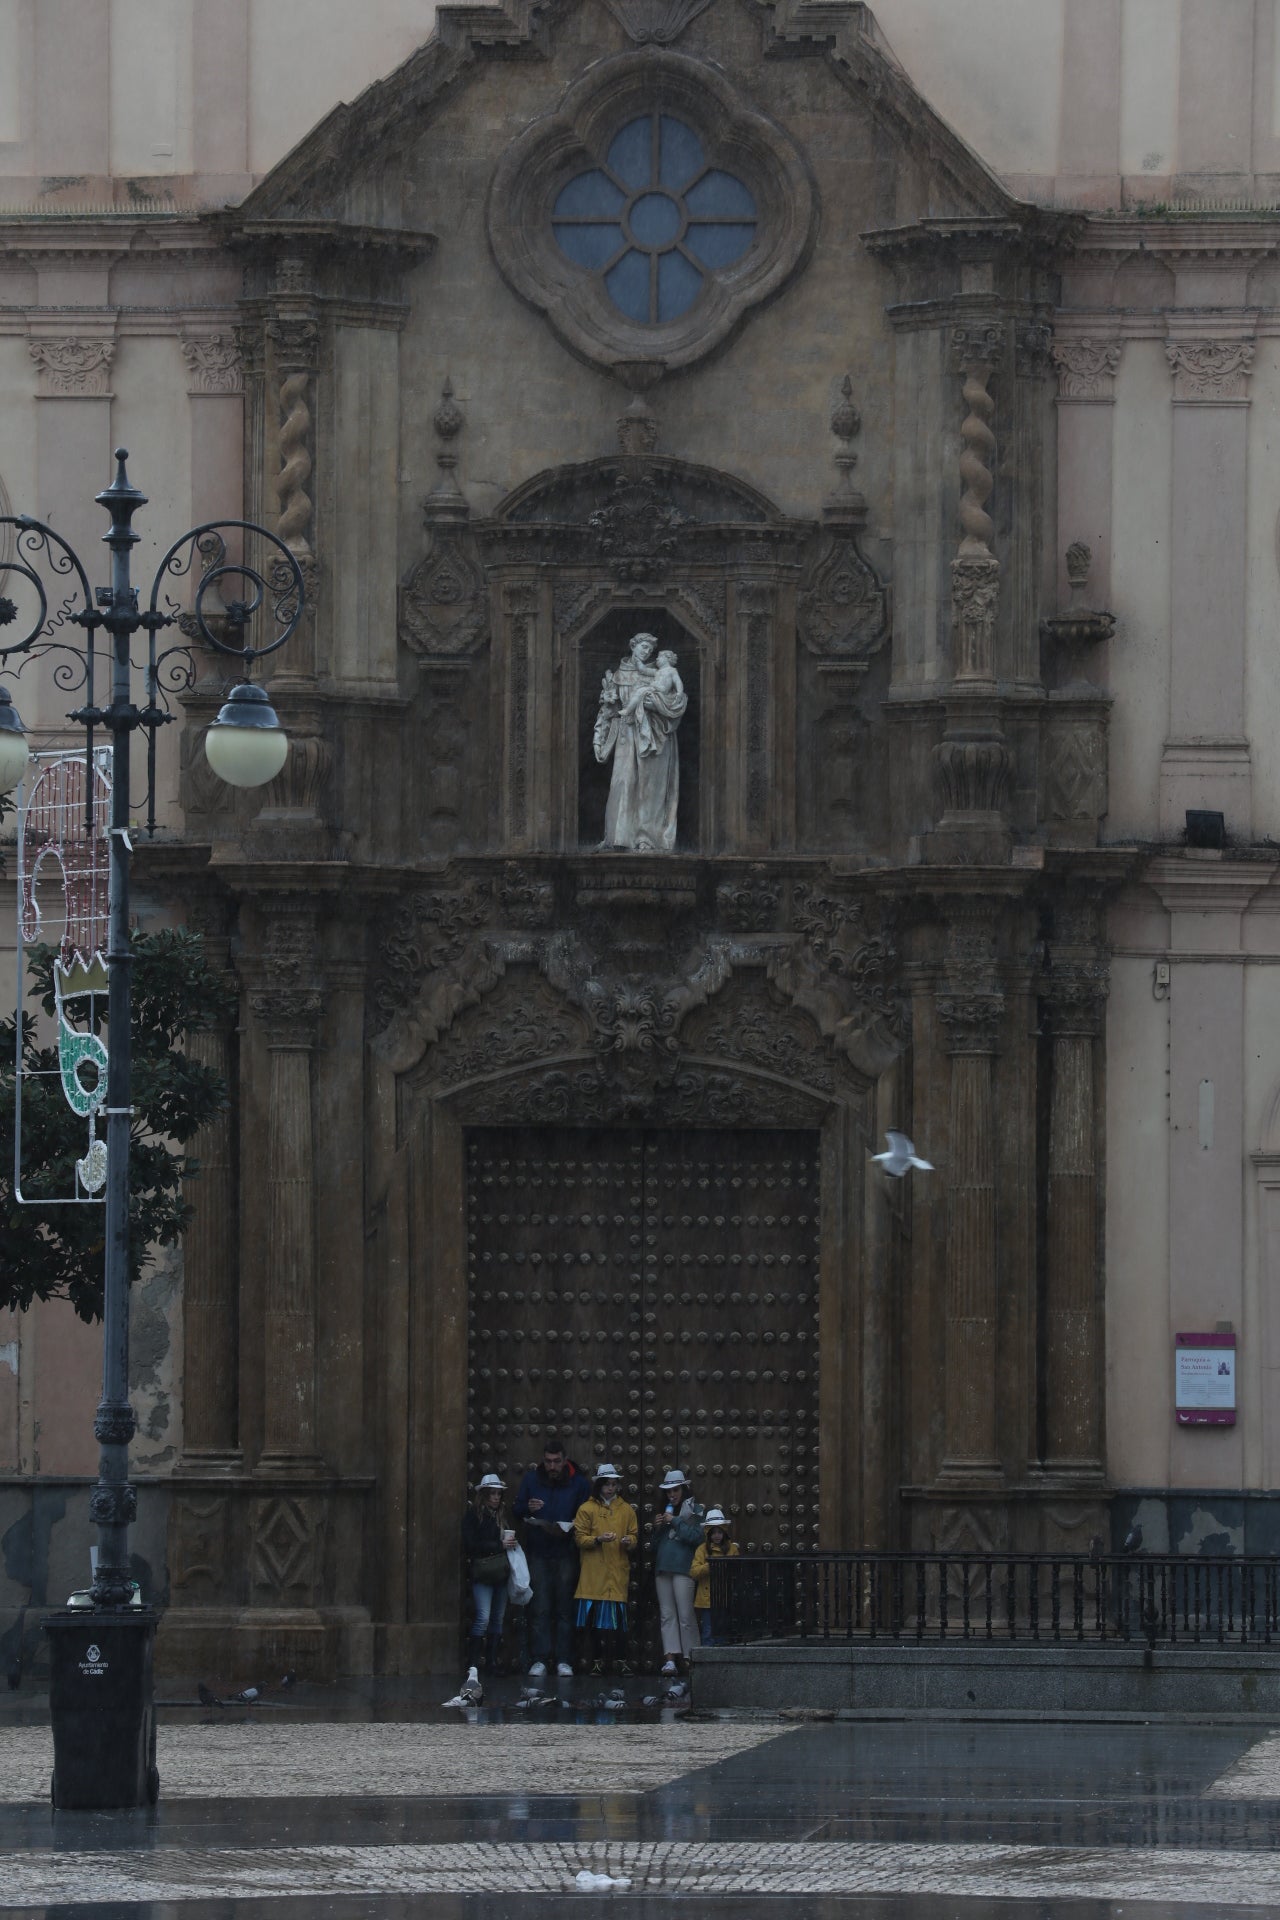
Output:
[703, 1508, 730, 1527]
[659, 1468, 689, 1489]
[476, 1473, 504, 1491]
[595, 1462, 623, 1480]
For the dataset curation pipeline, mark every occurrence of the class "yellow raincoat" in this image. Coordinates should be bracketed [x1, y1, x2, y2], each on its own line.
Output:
[689, 1537, 739, 1610]
[573, 1494, 638, 1602]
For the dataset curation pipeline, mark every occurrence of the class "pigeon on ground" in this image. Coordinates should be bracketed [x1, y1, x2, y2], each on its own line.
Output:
[665, 1680, 689, 1700]
[515, 1692, 556, 1709]
[871, 1131, 934, 1177]
[197, 1682, 224, 1710]
[574, 1871, 632, 1891]
[229, 1685, 261, 1704]
[278, 1672, 297, 1692]
[442, 1665, 484, 1708]
[1121, 1523, 1143, 1555]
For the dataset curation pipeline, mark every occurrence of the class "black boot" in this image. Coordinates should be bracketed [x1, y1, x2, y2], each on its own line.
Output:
[486, 1633, 505, 1676]
[471, 1635, 490, 1674]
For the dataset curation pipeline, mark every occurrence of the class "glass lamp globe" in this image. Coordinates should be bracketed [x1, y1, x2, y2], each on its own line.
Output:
[0, 685, 29, 794]
[204, 683, 288, 789]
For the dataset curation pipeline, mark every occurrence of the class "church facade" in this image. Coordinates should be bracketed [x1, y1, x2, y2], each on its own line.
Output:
[3, 0, 1280, 1676]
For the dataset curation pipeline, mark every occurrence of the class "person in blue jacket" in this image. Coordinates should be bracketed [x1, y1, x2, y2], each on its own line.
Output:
[651, 1467, 706, 1674]
[513, 1435, 592, 1678]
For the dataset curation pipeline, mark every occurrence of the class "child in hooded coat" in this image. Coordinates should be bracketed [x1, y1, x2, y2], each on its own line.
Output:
[689, 1507, 739, 1646]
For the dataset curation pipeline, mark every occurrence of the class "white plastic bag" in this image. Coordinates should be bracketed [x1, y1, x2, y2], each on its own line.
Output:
[506, 1542, 533, 1606]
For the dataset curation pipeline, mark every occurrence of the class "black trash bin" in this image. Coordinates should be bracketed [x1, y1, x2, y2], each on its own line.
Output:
[44, 1609, 159, 1809]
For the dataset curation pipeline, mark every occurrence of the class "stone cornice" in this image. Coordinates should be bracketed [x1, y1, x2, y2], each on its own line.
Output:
[1144, 854, 1279, 921]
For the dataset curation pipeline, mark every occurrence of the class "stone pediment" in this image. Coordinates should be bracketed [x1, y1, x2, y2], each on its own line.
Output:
[226, 0, 1023, 236]
[493, 457, 795, 530]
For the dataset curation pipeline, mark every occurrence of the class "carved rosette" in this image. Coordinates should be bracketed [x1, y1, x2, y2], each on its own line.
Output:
[399, 536, 489, 657]
[181, 332, 245, 396]
[1165, 338, 1255, 402]
[1051, 338, 1122, 402]
[798, 536, 888, 660]
[29, 336, 115, 397]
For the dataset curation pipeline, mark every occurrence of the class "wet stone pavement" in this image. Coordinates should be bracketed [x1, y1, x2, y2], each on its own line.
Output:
[2, 1673, 1280, 1915]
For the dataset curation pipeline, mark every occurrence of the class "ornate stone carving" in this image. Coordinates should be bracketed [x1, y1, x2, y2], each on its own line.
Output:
[588, 469, 693, 580]
[250, 1494, 325, 1603]
[29, 337, 115, 396]
[499, 862, 556, 929]
[716, 866, 781, 932]
[933, 732, 1013, 817]
[553, 579, 611, 643]
[1051, 338, 1121, 401]
[181, 332, 244, 395]
[685, 981, 837, 1093]
[602, 0, 714, 42]
[372, 878, 493, 1034]
[461, 1059, 825, 1127]
[1015, 321, 1053, 380]
[1165, 339, 1254, 402]
[936, 902, 1003, 1055]
[430, 973, 588, 1086]
[1044, 721, 1107, 823]
[798, 536, 888, 660]
[250, 905, 323, 1043]
[400, 536, 489, 656]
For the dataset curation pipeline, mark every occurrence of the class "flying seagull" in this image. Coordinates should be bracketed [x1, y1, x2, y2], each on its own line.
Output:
[871, 1131, 934, 1177]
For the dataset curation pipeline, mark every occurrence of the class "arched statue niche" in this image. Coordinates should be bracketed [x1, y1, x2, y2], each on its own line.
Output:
[578, 607, 700, 853]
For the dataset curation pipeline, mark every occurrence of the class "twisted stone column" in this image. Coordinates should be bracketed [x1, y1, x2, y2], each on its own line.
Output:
[937, 902, 1004, 1473]
[1043, 905, 1107, 1471]
[251, 906, 323, 1469]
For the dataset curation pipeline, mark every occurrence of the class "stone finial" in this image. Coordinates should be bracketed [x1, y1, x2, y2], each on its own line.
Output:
[429, 379, 468, 515]
[828, 374, 862, 503]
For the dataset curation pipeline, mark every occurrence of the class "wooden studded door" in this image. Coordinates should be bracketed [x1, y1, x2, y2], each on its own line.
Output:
[465, 1126, 821, 1662]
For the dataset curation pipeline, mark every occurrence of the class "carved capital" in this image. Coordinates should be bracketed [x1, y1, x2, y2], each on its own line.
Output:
[181, 331, 244, 395]
[938, 901, 1003, 1053]
[251, 904, 323, 1042]
[935, 733, 1013, 817]
[29, 335, 115, 396]
[1015, 321, 1054, 380]
[1043, 967, 1108, 1036]
[1165, 338, 1254, 402]
[1052, 338, 1122, 402]
[952, 321, 1004, 371]
[266, 315, 320, 373]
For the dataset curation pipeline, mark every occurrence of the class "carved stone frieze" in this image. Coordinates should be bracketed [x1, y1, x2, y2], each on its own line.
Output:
[251, 903, 323, 1044]
[29, 336, 115, 396]
[499, 862, 556, 928]
[553, 579, 612, 643]
[934, 730, 1013, 816]
[1165, 339, 1255, 402]
[1051, 338, 1122, 401]
[460, 1059, 826, 1128]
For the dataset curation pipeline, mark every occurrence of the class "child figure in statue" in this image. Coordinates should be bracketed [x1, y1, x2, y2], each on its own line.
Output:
[620, 649, 684, 758]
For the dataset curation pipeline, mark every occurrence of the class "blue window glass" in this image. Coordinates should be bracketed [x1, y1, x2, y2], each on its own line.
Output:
[551, 110, 757, 326]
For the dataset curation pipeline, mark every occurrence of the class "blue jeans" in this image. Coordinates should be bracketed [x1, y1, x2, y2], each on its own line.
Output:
[528, 1553, 577, 1667]
[471, 1579, 508, 1638]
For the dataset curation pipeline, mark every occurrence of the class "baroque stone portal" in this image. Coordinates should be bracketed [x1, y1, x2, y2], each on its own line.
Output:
[593, 630, 688, 850]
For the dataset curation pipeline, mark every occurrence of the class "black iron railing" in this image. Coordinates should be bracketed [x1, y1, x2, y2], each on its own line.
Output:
[708, 1552, 1280, 1649]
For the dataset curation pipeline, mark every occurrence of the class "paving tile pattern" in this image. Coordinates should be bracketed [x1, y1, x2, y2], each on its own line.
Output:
[0, 1719, 789, 1804]
[5, 1837, 1280, 1906]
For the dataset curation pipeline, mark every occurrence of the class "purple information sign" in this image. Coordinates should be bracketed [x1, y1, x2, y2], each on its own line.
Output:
[1175, 1331, 1236, 1427]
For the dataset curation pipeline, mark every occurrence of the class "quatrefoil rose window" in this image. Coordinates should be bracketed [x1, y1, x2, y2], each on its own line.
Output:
[552, 114, 758, 326]
[489, 51, 816, 374]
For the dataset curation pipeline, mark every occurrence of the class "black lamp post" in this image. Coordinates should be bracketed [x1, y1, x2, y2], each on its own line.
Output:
[0, 450, 304, 1808]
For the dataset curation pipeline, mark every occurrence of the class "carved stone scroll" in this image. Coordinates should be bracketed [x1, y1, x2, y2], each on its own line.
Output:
[181, 332, 245, 396]
[29, 336, 115, 397]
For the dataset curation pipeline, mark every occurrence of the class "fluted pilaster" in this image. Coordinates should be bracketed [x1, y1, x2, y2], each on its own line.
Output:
[251, 904, 323, 1469]
[936, 901, 1004, 1474]
[1043, 904, 1107, 1471]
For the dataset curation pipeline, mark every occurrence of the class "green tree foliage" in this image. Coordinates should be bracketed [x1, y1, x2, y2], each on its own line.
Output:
[1, 925, 233, 1322]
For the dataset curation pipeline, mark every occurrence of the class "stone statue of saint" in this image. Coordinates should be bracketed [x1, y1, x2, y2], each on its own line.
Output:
[592, 632, 688, 852]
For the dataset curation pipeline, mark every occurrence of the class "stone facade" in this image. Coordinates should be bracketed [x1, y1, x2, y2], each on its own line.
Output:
[2, 0, 1280, 1674]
